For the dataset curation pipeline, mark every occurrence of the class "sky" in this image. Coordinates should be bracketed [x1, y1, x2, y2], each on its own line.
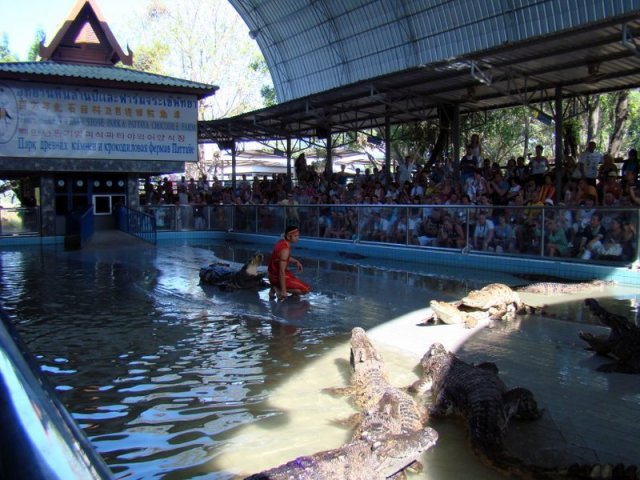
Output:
[0, 0, 142, 60]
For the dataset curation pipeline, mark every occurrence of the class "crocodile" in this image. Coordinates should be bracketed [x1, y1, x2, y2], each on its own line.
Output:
[199, 252, 268, 290]
[579, 298, 640, 373]
[244, 427, 438, 480]
[409, 343, 640, 479]
[410, 343, 541, 455]
[426, 283, 526, 328]
[246, 327, 439, 479]
[429, 299, 510, 328]
[516, 279, 615, 295]
[461, 283, 524, 311]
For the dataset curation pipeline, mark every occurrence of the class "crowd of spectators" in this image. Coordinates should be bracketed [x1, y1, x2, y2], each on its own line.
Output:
[141, 139, 639, 262]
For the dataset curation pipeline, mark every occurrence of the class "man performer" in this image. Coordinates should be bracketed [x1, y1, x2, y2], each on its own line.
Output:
[268, 225, 311, 301]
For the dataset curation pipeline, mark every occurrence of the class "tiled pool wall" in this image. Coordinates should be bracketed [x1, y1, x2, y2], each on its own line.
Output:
[2, 231, 638, 286]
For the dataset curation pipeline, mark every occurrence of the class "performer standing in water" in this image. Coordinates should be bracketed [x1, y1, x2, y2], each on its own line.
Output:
[268, 225, 311, 301]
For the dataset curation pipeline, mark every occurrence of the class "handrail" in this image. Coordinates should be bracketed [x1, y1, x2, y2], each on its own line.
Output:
[79, 206, 94, 244]
[0, 307, 113, 479]
[64, 206, 94, 250]
[138, 202, 639, 266]
[116, 205, 157, 245]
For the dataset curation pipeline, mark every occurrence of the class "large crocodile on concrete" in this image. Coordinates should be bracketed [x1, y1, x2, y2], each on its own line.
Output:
[410, 343, 639, 479]
[410, 343, 541, 455]
[244, 428, 438, 480]
[516, 279, 615, 295]
[426, 283, 529, 328]
[245, 327, 439, 479]
[579, 298, 640, 373]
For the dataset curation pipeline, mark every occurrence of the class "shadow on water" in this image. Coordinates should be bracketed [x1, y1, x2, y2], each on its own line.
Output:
[0, 239, 638, 479]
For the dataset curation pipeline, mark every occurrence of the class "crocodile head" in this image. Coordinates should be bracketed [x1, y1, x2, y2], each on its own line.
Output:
[414, 343, 453, 393]
[350, 327, 384, 369]
[430, 300, 465, 324]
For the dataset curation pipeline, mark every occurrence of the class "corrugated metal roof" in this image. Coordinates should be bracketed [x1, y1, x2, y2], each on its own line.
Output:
[199, 13, 640, 143]
[0, 62, 218, 98]
[229, 0, 640, 103]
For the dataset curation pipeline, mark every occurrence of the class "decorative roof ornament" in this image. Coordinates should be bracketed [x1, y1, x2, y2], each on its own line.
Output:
[38, 0, 133, 66]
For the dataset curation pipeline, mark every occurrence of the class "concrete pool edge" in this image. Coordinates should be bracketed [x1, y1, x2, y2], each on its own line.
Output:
[2, 230, 638, 285]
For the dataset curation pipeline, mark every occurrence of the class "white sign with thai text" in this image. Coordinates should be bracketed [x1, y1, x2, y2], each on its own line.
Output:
[0, 80, 198, 161]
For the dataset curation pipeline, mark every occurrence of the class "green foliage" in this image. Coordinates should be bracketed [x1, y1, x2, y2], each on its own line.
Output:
[131, 42, 171, 74]
[26, 29, 45, 61]
[0, 33, 19, 62]
[125, 0, 274, 118]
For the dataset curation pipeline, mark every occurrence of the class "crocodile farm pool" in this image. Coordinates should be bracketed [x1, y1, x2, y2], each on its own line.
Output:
[1, 236, 639, 479]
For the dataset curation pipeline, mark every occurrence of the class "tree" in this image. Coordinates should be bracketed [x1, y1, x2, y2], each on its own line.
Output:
[27, 29, 46, 61]
[126, 0, 272, 119]
[0, 34, 18, 62]
[608, 90, 629, 157]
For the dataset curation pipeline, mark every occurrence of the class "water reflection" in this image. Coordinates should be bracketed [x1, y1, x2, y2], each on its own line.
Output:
[1, 240, 638, 479]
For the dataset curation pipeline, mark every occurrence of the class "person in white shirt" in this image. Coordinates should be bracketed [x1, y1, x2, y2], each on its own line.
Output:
[472, 212, 495, 251]
[578, 141, 603, 186]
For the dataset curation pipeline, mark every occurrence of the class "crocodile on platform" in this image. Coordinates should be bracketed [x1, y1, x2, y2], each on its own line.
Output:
[579, 298, 640, 374]
[409, 343, 640, 479]
[410, 343, 541, 455]
[426, 283, 529, 328]
[246, 327, 438, 479]
[516, 279, 615, 295]
[244, 428, 438, 480]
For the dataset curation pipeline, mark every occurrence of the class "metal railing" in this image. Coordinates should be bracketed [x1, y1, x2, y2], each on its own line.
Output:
[140, 203, 640, 266]
[117, 206, 157, 244]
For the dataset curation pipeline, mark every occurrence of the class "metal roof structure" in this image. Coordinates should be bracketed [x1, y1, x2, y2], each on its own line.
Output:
[0, 62, 218, 99]
[200, 1, 640, 144]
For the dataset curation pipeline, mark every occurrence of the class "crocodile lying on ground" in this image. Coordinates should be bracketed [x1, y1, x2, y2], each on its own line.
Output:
[426, 283, 531, 328]
[428, 300, 510, 328]
[246, 327, 438, 479]
[244, 428, 437, 480]
[411, 343, 639, 479]
[516, 279, 615, 295]
[579, 298, 640, 373]
[410, 343, 542, 455]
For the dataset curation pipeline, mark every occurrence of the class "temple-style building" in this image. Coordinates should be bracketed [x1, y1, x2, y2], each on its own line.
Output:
[0, 0, 218, 235]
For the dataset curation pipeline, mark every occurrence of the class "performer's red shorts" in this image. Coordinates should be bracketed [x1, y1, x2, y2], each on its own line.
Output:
[269, 271, 311, 294]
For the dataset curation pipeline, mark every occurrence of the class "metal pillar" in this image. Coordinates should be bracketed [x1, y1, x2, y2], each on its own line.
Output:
[286, 136, 292, 190]
[231, 141, 237, 193]
[451, 103, 460, 177]
[325, 132, 333, 179]
[554, 86, 563, 203]
[385, 107, 391, 184]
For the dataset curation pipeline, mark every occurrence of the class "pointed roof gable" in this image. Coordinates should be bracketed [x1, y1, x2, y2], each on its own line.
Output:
[39, 0, 133, 66]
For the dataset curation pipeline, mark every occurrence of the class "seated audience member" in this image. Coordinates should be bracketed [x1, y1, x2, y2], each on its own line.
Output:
[598, 153, 619, 181]
[437, 215, 466, 249]
[581, 231, 623, 261]
[472, 212, 494, 251]
[536, 173, 556, 204]
[621, 219, 637, 261]
[490, 214, 514, 253]
[575, 178, 599, 205]
[575, 212, 606, 258]
[601, 170, 622, 202]
[545, 217, 570, 257]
